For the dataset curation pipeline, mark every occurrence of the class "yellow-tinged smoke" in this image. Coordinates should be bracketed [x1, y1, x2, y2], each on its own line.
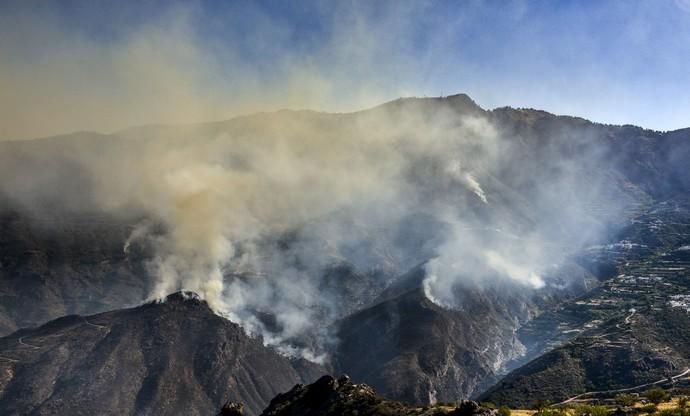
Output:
[0, 3, 630, 362]
[0, 3, 439, 140]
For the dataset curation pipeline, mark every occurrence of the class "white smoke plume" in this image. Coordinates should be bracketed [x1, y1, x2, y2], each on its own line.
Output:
[445, 161, 488, 204]
[0, 4, 637, 362]
[0, 97, 633, 361]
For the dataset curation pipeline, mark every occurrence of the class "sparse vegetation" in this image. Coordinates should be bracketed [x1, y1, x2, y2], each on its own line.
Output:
[534, 400, 552, 411]
[570, 404, 610, 416]
[534, 407, 568, 416]
[615, 394, 637, 407]
[645, 388, 670, 405]
[656, 408, 685, 416]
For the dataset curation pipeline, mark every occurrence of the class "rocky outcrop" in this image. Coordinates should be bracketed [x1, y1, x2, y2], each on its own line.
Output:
[218, 401, 245, 416]
[257, 374, 496, 416]
[451, 400, 498, 416]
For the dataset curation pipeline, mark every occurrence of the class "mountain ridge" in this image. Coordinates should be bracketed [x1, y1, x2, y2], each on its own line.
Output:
[3, 93, 688, 145]
[0, 291, 325, 416]
[1, 93, 689, 413]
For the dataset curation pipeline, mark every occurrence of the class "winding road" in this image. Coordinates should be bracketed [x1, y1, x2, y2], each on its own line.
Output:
[18, 336, 40, 349]
[82, 316, 107, 330]
[554, 368, 690, 406]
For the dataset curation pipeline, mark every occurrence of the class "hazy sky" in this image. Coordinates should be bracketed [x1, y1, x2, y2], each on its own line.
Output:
[1, 0, 689, 139]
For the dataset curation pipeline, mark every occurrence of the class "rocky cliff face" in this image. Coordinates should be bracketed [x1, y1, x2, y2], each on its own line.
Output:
[0, 292, 325, 416]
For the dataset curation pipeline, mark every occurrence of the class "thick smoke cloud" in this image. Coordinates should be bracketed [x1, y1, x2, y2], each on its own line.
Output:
[0, 3, 636, 362]
[0, 97, 630, 362]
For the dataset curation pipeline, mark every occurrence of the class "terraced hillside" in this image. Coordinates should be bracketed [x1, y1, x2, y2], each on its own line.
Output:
[482, 197, 690, 407]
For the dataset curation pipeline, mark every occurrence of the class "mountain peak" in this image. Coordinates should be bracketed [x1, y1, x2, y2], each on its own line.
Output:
[376, 92, 485, 117]
[435, 92, 485, 114]
[0, 289, 325, 416]
[443, 92, 478, 105]
[139, 290, 215, 315]
[164, 290, 205, 304]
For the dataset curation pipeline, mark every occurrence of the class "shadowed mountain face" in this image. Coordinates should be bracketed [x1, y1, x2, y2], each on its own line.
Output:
[0, 210, 149, 336]
[333, 263, 597, 403]
[335, 287, 524, 404]
[0, 292, 325, 416]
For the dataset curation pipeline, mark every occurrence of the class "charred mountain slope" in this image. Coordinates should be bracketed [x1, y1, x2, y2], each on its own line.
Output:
[0, 292, 325, 416]
[335, 286, 524, 404]
[333, 263, 597, 404]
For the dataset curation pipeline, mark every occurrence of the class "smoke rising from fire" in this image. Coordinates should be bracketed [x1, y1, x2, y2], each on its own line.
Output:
[0, 4, 637, 362]
[0, 96, 632, 361]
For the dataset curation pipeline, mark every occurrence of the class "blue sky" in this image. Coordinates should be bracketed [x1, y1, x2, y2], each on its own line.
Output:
[1, 0, 689, 138]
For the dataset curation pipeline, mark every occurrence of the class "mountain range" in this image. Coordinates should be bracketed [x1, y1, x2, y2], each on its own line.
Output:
[1, 94, 689, 415]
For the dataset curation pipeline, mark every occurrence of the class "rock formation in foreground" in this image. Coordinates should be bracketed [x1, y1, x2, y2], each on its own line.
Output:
[256, 374, 499, 416]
